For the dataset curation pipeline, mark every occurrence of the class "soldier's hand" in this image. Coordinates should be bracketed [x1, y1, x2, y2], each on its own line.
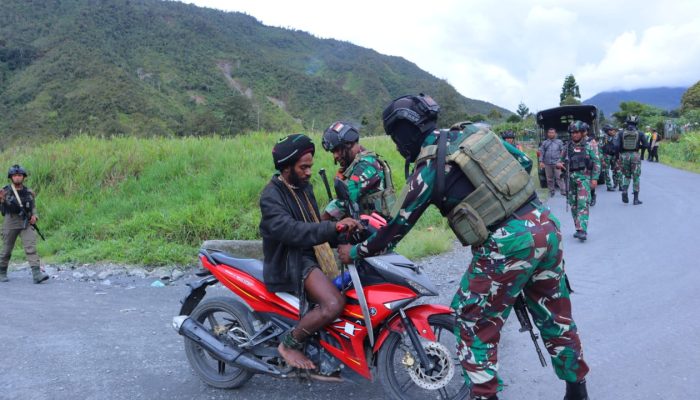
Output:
[336, 218, 362, 234]
[337, 244, 353, 265]
[556, 162, 564, 170]
[539, 162, 544, 169]
[29, 215, 37, 225]
[590, 180, 597, 190]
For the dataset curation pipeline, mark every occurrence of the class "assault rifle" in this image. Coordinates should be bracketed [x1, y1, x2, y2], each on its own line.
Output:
[514, 293, 547, 367]
[9, 185, 46, 241]
[318, 168, 333, 203]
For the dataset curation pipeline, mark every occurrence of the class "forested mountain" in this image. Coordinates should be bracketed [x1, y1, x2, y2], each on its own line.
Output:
[0, 0, 509, 144]
[584, 87, 687, 116]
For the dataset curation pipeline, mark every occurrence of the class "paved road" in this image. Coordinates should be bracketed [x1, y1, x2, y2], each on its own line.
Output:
[1, 161, 698, 400]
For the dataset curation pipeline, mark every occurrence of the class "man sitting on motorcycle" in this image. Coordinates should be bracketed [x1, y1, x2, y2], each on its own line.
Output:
[259, 134, 361, 370]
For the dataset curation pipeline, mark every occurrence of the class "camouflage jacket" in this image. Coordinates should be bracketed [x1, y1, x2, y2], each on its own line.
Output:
[324, 148, 392, 219]
[559, 139, 601, 179]
[350, 128, 482, 260]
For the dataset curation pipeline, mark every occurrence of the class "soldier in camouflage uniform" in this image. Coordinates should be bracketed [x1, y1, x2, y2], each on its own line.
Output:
[614, 115, 648, 205]
[557, 121, 601, 241]
[320, 121, 395, 220]
[338, 95, 589, 400]
[582, 123, 601, 207]
[0, 165, 48, 284]
[601, 124, 621, 191]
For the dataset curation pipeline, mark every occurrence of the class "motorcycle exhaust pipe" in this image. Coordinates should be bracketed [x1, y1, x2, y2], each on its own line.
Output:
[173, 316, 281, 376]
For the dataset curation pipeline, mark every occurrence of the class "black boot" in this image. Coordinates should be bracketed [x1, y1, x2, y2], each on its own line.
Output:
[0, 267, 8, 282]
[590, 191, 596, 206]
[633, 191, 642, 205]
[563, 379, 589, 400]
[622, 192, 629, 203]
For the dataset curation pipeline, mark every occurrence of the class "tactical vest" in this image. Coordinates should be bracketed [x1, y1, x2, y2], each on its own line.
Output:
[567, 142, 590, 172]
[414, 128, 535, 246]
[622, 129, 639, 151]
[342, 151, 396, 217]
[602, 137, 616, 155]
[1, 185, 34, 216]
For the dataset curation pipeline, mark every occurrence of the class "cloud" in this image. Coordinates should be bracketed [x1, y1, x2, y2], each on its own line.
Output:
[577, 20, 700, 95]
[182, 0, 700, 112]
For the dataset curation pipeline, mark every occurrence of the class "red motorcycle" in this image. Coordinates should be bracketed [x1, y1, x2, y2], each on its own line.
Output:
[173, 205, 467, 399]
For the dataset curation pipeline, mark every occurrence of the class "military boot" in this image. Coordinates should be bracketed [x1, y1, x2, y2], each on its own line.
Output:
[590, 191, 596, 206]
[0, 267, 8, 282]
[633, 192, 643, 205]
[622, 192, 629, 203]
[563, 379, 589, 400]
[31, 266, 48, 284]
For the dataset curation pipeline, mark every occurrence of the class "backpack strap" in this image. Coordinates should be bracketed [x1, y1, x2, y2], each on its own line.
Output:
[432, 131, 447, 209]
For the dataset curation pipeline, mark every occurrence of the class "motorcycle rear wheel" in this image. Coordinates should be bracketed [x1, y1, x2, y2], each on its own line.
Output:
[184, 296, 255, 389]
[377, 314, 469, 400]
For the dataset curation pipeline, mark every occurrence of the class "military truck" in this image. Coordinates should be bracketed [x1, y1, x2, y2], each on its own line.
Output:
[535, 105, 602, 188]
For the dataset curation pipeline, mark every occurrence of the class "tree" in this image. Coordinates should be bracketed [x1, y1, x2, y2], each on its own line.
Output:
[222, 95, 255, 135]
[506, 115, 522, 123]
[516, 102, 529, 119]
[681, 80, 700, 113]
[487, 109, 503, 121]
[559, 74, 581, 106]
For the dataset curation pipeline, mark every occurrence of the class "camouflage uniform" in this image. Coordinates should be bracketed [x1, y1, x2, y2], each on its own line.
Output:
[620, 152, 641, 193]
[324, 147, 394, 219]
[350, 128, 589, 399]
[560, 140, 601, 234]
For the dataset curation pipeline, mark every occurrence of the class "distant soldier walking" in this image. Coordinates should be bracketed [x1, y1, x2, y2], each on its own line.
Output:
[615, 116, 648, 205]
[557, 121, 601, 241]
[648, 129, 661, 162]
[601, 124, 621, 191]
[538, 128, 566, 197]
[0, 165, 48, 284]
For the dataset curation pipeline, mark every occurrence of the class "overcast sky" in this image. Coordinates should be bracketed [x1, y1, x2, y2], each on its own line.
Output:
[182, 0, 700, 112]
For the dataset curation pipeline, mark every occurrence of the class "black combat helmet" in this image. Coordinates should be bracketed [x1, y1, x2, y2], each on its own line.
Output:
[501, 130, 516, 139]
[321, 121, 360, 152]
[382, 94, 440, 162]
[7, 164, 27, 179]
[625, 115, 639, 127]
[603, 124, 615, 132]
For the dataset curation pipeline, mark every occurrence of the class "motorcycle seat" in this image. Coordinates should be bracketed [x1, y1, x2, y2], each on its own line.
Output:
[209, 251, 264, 282]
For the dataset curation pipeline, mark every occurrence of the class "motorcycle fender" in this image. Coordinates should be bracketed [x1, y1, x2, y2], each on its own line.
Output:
[178, 275, 218, 316]
[373, 304, 453, 353]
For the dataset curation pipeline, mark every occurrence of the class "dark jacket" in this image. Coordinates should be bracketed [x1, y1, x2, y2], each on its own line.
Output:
[259, 176, 338, 293]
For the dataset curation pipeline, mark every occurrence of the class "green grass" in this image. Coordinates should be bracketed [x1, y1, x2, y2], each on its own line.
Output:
[659, 131, 700, 173]
[3, 133, 452, 266]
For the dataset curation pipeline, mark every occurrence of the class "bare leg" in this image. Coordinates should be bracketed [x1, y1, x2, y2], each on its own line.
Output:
[278, 268, 345, 369]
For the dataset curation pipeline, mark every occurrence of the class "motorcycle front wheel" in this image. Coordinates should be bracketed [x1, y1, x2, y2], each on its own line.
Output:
[377, 314, 470, 400]
[184, 296, 255, 389]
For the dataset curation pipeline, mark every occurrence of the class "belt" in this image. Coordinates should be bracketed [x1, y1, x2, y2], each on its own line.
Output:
[488, 196, 541, 231]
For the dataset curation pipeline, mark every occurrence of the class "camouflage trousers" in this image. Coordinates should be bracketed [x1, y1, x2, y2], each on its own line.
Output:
[603, 154, 621, 189]
[566, 172, 592, 232]
[620, 151, 641, 192]
[451, 205, 589, 398]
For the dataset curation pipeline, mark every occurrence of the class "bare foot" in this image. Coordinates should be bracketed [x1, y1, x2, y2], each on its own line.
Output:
[277, 342, 316, 370]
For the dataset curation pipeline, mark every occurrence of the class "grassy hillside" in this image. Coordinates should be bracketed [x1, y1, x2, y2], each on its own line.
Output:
[5, 134, 452, 266]
[0, 0, 509, 145]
